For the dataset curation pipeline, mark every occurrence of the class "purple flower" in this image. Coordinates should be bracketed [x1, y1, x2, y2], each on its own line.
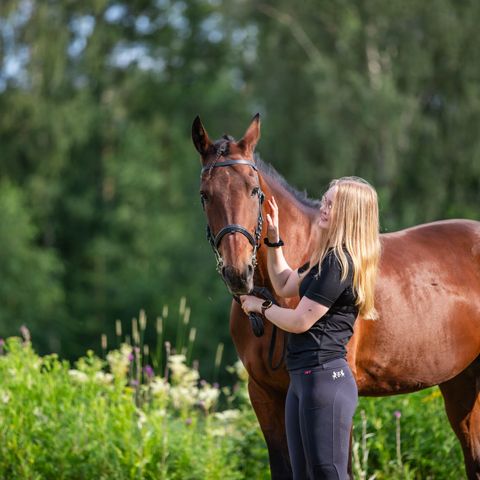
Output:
[128, 353, 134, 362]
[185, 418, 192, 426]
[199, 379, 207, 387]
[130, 379, 139, 387]
[144, 365, 154, 378]
[394, 410, 402, 419]
[213, 382, 219, 389]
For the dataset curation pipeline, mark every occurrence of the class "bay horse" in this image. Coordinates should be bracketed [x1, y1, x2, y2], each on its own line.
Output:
[192, 114, 480, 479]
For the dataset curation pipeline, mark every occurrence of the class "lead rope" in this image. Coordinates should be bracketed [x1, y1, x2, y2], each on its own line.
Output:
[234, 286, 288, 371]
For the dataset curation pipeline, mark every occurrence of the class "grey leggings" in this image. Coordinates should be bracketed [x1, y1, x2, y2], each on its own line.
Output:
[285, 358, 358, 479]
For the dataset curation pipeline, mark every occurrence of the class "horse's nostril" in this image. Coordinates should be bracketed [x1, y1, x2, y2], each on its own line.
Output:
[222, 266, 227, 278]
[247, 264, 254, 275]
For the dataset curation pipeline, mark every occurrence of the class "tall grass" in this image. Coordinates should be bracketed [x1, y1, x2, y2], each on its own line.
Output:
[0, 302, 466, 479]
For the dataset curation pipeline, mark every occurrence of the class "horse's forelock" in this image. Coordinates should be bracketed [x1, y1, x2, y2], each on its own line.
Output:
[213, 136, 235, 157]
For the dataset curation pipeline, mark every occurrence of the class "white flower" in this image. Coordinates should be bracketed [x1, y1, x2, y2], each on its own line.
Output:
[198, 385, 220, 411]
[212, 409, 243, 438]
[137, 409, 147, 429]
[170, 385, 197, 410]
[214, 409, 241, 422]
[94, 371, 114, 385]
[107, 344, 132, 381]
[68, 369, 88, 383]
[0, 390, 10, 404]
[150, 377, 170, 397]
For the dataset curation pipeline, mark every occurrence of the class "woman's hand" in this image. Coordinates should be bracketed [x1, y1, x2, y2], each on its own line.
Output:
[240, 295, 263, 315]
[266, 196, 280, 243]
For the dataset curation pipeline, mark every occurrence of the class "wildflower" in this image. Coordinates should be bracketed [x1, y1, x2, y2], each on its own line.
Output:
[137, 409, 147, 429]
[94, 371, 114, 385]
[107, 344, 132, 381]
[144, 365, 154, 379]
[198, 384, 220, 412]
[169, 354, 199, 387]
[394, 410, 402, 419]
[20, 325, 31, 343]
[150, 377, 170, 402]
[170, 385, 197, 410]
[68, 369, 88, 383]
[1, 390, 10, 404]
[212, 409, 242, 438]
[185, 418, 192, 426]
[214, 409, 240, 422]
[221, 386, 231, 397]
[227, 359, 248, 382]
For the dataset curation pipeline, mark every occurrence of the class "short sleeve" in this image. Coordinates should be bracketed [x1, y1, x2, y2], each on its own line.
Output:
[303, 252, 349, 307]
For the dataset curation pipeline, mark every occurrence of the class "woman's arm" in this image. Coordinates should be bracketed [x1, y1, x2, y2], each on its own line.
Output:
[265, 196, 304, 298]
[241, 251, 350, 333]
[240, 295, 328, 334]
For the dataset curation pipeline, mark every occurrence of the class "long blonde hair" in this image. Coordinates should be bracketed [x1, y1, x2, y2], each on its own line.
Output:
[310, 177, 381, 320]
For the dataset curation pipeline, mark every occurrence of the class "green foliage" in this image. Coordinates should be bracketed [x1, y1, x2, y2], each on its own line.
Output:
[0, 182, 65, 352]
[0, 336, 269, 479]
[0, 335, 464, 478]
[353, 390, 463, 479]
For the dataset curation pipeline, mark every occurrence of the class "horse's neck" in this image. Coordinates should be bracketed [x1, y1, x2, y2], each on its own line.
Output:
[257, 175, 318, 284]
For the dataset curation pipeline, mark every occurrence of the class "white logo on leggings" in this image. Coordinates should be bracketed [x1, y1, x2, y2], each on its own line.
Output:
[332, 369, 345, 380]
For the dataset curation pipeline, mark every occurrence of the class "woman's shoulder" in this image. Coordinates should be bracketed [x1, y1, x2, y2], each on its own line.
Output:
[323, 248, 354, 275]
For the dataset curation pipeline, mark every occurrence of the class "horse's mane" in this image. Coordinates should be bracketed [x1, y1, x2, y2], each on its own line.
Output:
[255, 156, 320, 210]
[213, 137, 320, 210]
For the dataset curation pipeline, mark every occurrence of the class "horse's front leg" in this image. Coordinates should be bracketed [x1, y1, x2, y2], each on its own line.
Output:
[248, 376, 293, 480]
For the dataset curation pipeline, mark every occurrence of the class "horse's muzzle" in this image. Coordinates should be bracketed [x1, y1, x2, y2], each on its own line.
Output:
[222, 264, 254, 295]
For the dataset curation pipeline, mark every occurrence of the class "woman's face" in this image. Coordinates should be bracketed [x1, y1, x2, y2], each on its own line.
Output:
[318, 186, 336, 230]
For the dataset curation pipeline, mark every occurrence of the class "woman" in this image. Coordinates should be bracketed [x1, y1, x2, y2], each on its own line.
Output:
[240, 176, 380, 479]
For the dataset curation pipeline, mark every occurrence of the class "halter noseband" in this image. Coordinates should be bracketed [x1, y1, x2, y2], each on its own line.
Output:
[200, 158, 265, 274]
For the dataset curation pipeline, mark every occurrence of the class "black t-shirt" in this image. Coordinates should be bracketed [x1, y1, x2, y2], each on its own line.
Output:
[286, 249, 359, 371]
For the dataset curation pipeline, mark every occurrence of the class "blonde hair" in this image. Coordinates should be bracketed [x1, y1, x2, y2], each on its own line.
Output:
[310, 177, 381, 320]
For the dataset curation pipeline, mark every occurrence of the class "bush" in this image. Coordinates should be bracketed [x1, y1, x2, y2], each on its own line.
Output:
[0, 333, 464, 479]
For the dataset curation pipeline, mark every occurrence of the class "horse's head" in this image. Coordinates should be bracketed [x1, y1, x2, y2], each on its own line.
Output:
[192, 114, 263, 295]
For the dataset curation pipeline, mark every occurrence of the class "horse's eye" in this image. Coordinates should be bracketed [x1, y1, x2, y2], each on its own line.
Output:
[200, 191, 208, 208]
[251, 187, 260, 196]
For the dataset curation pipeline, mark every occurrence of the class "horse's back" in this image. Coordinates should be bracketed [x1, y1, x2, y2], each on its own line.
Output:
[354, 219, 480, 395]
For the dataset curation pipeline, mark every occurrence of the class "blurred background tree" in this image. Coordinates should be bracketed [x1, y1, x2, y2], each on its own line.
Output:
[0, 0, 478, 378]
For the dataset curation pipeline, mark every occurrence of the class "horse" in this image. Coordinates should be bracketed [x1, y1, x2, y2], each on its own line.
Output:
[192, 114, 480, 479]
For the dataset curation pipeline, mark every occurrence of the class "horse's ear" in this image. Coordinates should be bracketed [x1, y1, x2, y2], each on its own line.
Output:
[238, 113, 261, 155]
[192, 115, 212, 157]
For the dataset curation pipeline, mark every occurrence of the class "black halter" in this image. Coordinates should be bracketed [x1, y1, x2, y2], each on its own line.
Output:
[200, 158, 265, 274]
